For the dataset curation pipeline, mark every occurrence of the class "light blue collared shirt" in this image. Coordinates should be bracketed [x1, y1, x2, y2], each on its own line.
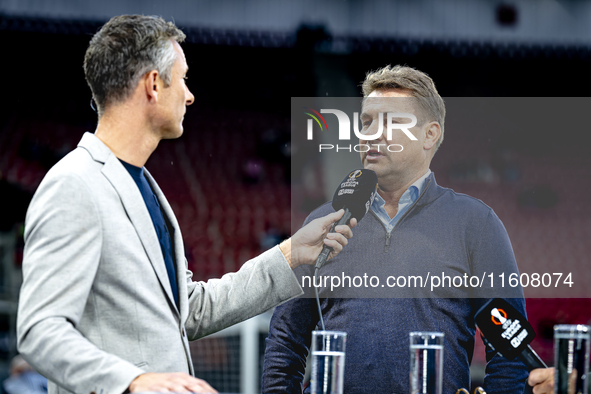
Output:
[371, 170, 431, 232]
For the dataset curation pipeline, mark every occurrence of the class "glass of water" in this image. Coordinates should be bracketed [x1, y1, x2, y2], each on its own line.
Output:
[310, 330, 347, 394]
[554, 324, 590, 394]
[410, 332, 444, 394]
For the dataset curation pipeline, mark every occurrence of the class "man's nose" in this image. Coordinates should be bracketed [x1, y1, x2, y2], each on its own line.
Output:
[185, 87, 195, 106]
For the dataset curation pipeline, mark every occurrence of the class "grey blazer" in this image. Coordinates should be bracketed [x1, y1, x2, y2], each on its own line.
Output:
[17, 132, 303, 394]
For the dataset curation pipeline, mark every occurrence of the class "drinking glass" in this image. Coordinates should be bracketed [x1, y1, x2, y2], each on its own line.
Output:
[310, 330, 347, 394]
[554, 324, 590, 394]
[410, 331, 444, 394]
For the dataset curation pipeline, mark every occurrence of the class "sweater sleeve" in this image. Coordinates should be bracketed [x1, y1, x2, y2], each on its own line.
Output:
[262, 297, 320, 394]
[471, 210, 529, 394]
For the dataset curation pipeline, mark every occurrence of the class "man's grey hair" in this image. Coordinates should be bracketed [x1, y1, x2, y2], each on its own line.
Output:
[84, 15, 186, 116]
[362, 65, 446, 152]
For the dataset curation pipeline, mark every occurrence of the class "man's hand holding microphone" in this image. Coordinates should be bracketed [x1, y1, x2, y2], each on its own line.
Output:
[280, 209, 357, 270]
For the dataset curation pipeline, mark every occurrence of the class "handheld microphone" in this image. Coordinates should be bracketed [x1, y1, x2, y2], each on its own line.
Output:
[475, 298, 547, 370]
[314, 169, 378, 270]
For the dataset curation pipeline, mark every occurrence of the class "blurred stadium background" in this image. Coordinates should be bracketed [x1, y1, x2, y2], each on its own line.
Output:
[1, 0, 591, 392]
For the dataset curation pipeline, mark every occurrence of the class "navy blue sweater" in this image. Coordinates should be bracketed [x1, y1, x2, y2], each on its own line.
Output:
[262, 174, 528, 394]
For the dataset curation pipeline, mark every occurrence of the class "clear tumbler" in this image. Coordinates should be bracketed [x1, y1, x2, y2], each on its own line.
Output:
[554, 324, 590, 394]
[410, 332, 444, 394]
[310, 330, 347, 394]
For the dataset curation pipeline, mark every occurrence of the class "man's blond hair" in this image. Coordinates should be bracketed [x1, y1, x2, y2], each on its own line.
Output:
[362, 65, 445, 151]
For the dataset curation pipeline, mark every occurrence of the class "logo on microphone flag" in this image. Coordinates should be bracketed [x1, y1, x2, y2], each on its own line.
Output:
[348, 170, 362, 179]
[491, 308, 508, 325]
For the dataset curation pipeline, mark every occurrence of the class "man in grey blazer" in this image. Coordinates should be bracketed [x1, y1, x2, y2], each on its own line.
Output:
[16, 15, 355, 394]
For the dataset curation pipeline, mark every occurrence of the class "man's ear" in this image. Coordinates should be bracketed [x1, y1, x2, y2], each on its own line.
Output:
[423, 122, 441, 151]
[143, 70, 160, 104]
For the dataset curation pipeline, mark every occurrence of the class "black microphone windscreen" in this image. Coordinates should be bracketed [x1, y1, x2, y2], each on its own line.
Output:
[475, 298, 536, 360]
[331, 169, 378, 222]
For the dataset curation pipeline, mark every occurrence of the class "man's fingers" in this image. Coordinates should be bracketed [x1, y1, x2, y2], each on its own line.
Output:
[324, 212, 354, 257]
[528, 368, 553, 386]
[129, 372, 217, 393]
[288, 208, 357, 267]
[334, 224, 354, 239]
[168, 384, 191, 393]
[314, 210, 357, 236]
[531, 379, 553, 394]
[324, 231, 351, 256]
[188, 378, 218, 393]
[326, 232, 349, 247]
[318, 209, 345, 230]
[176, 374, 217, 393]
[324, 238, 343, 253]
[528, 368, 554, 394]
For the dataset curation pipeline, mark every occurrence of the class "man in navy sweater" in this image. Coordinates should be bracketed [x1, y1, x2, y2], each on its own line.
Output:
[262, 65, 529, 393]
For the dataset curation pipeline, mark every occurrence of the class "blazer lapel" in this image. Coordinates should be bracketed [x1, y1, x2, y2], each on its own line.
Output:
[144, 170, 189, 323]
[78, 133, 178, 314]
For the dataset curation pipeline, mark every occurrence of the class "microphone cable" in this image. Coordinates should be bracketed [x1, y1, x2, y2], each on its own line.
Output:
[314, 265, 326, 331]
[314, 220, 339, 331]
[311, 169, 378, 332]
